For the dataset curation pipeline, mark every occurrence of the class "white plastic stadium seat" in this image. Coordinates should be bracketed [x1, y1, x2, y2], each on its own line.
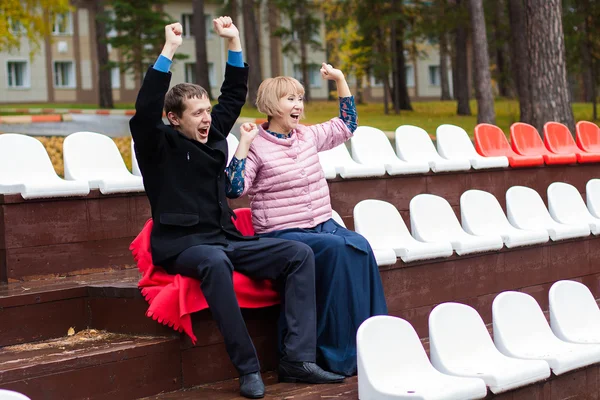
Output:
[493, 291, 600, 375]
[429, 303, 550, 393]
[226, 133, 239, 166]
[351, 126, 430, 175]
[332, 208, 396, 266]
[410, 194, 503, 255]
[64, 131, 144, 194]
[548, 182, 600, 235]
[587, 179, 600, 218]
[429, 302, 550, 394]
[131, 139, 141, 176]
[506, 186, 590, 240]
[357, 315, 487, 400]
[0, 390, 31, 400]
[436, 124, 508, 169]
[395, 125, 471, 172]
[354, 199, 453, 262]
[318, 143, 386, 179]
[549, 280, 600, 344]
[0, 133, 90, 199]
[461, 190, 549, 248]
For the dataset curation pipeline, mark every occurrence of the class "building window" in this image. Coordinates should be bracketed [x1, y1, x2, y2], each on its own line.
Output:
[429, 65, 440, 86]
[52, 12, 73, 35]
[8, 18, 25, 34]
[7, 61, 29, 88]
[185, 62, 215, 87]
[54, 61, 75, 88]
[181, 14, 213, 38]
[111, 67, 120, 89]
[293, 64, 321, 88]
[405, 65, 415, 88]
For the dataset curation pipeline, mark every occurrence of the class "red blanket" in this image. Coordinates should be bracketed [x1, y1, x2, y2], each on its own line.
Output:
[130, 208, 280, 344]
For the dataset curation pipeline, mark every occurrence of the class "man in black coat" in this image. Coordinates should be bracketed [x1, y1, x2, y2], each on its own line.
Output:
[130, 18, 344, 399]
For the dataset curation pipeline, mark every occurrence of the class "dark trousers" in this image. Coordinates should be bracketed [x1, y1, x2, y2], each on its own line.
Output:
[164, 237, 317, 375]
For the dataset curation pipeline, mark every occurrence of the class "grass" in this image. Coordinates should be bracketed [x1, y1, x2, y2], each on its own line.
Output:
[241, 99, 598, 136]
[1, 99, 597, 136]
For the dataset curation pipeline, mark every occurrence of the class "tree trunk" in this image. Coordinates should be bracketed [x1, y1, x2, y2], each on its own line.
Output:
[581, 36, 594, 103]
[523, 0, 574, 133]
[507, 0, 532, 122]
[192, 0, 212, 98]
[468, 0, 495, 124]
[267, 0, 282, 77]
[493, 0, 510, 97]
[390, 6, 400, 114]
[93, 0, 114, 108]
[230, 0, 238, 22]
[297, 3, 311, 102]
[439, 31, 452, 100]
[455, 0, 472, 115]
[393, 13, 413, 111]
[242, 0, 262, 106]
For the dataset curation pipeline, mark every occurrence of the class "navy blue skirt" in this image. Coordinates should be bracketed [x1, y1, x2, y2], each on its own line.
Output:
[261, 218, 388, 376]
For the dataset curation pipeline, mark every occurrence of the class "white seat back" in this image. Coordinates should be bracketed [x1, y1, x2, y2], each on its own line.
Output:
[436, 124, 479, 159]
[395, 125, 439, 162]
[587, 179, 600, 218]
[549, 280, 600, 343]
[0, 134, 59, 185]
[131, 139, 141, 176]
[351, 126, 398, 165]
[461, 190, 513, 235]
[548, 182, 600, 233]
[430, 303, 497, 361]
[0, 390, 31, 400]
[354, 199, 412, 248]
[493, 291, 557, 355]
[331, 209, 346, 227]
[64, 131, 130, 180]
[410, 194, 464, 241]
[226, 134, 239, 166]
[506, 186, 554, 229]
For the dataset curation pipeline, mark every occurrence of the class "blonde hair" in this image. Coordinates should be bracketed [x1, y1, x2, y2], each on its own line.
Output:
[256, 76, 306, 120]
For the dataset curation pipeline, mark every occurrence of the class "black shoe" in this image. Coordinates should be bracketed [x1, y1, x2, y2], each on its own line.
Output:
[239, 372, 265, 399]
[278, 360, 345, 384]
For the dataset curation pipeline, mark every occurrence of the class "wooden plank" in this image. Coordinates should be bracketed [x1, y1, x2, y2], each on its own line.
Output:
[5, 237, 136, 281]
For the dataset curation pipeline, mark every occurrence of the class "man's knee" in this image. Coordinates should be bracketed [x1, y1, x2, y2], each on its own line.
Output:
[288, 241, 314, 261]
[197, 253, 233, 281]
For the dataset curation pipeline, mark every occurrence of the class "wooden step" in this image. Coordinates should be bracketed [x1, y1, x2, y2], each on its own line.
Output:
[139, 371, 359, 400]
[0, 330, 181, 399]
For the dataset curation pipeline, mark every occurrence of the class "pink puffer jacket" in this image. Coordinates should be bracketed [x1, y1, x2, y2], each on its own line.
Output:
[242, 118, 352, 234]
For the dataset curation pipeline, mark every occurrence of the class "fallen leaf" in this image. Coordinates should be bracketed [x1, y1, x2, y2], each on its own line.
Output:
[67, 327, 75, 336]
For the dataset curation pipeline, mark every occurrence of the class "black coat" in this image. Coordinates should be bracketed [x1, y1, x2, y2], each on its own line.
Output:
[130, 64, 254, 266]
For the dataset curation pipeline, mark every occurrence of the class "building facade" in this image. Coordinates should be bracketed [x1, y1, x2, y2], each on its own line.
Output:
[0, 1, 449, 105]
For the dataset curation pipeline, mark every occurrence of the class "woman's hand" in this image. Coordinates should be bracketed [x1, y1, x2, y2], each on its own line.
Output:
[320, 63, 344, 82]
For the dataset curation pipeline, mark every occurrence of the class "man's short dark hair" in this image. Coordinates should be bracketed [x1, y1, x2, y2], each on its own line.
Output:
[165, 83, 209, 117]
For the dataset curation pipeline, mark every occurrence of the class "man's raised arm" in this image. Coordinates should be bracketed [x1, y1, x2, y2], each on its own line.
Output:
[129, 23, 183, 153]
[210, 17, 248, 137]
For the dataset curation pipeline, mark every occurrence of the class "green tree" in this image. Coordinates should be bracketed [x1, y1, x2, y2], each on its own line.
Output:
[0, 0, 70, 54]
[104, 0, 186, 85]
[273, 0, 323, 102]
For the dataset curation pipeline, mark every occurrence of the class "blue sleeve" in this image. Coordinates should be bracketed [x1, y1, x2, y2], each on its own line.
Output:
[339, 96, 358, 133]
[227, 50, 244, 68]
[225, 156, 246, 198]
[152, 55, 172, 73]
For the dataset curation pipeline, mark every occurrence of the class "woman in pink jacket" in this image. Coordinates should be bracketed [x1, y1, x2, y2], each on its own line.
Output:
[225, 63, 387, 376]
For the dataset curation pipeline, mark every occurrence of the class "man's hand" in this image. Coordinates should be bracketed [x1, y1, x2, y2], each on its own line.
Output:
[239, 123, 258, 145]
[320, 63, 344, 82]
[161, 23, 183, 60]
[165, 23, 183, 47]
[213, 16, 239, 40]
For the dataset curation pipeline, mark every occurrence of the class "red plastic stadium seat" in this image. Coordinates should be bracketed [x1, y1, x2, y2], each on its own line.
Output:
[576, 121, 600, 153]
[510, 122, 577, 165]
[544, 122, 600, 163]
[474, 123, 544, 168]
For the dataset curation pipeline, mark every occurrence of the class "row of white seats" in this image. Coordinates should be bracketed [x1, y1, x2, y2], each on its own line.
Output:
[353, 180, 600, 263]
[316, 124, 508, 179]
[358, 280, 600, 399]
[0, 132, 143, 198]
